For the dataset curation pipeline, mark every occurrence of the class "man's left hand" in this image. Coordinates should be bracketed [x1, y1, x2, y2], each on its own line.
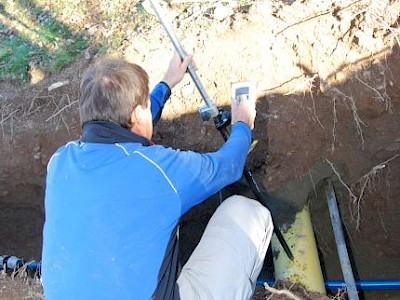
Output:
[162, 51, 196, 89]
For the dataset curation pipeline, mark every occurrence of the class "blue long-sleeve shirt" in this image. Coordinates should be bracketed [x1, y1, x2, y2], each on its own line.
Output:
[42, 82, 252, 300]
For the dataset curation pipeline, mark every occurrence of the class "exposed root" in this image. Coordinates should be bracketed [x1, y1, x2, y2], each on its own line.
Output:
[365, 3, 400, 48]
[0, 101, 20, 141]
[378, 210, 389, 239]
[330, 96, 338, 153]
[351, 154, 399, 230]
[388, 27, 400, 48]
[309, 80, 324, 129]
[332, 287, 348, 300]
[0, 108, 20, 126]
[10, 264, 27, 280]
[45, 94, 78, 134]
[355, 74, 392, 112]
[309, 169, 318, 199]
[263, 283, 302, 300]
[326, 155, 399, 230]
[27, 95, 54, 116]
[0, 90, 78, 141]
[325, 159, 358, 203]
[331, 88, 366, 149]
[45, 95, 77, 122]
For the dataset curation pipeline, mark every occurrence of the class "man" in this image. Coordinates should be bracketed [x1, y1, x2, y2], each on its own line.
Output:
[42, 52, 273, 300]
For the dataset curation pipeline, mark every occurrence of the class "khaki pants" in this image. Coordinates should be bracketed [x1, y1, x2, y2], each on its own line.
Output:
[177, 195, 273, 300]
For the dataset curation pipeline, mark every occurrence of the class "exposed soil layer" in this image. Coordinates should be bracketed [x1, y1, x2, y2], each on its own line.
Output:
[1, 0, 400, 299]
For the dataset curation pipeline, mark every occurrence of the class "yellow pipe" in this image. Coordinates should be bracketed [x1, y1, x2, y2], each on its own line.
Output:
[271, 206, 326, 295]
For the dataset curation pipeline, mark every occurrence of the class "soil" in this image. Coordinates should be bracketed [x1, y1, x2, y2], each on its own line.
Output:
[1, 0, 400, 299]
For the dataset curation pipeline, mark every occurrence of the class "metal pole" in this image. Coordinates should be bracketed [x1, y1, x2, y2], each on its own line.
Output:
[148, 0, 219, 119]
[325, 179, 359, 300]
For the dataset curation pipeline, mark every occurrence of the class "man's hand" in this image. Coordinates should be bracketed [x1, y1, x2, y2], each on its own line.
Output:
[231, 94, 256, 130]
[162, 51, 195, 89]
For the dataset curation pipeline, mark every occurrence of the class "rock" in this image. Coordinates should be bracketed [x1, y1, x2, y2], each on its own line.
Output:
[213, 3, 235, 21]
[48, 80, 70, 92]
[28, 63, 45, 85]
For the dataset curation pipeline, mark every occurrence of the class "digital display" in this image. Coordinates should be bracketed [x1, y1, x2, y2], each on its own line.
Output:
[235, 87, 250, 97]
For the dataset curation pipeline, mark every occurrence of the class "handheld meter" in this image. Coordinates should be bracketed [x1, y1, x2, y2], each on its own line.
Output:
[231, 81, 255, 105]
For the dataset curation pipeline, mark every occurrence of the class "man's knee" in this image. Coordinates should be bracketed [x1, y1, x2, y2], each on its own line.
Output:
[216, 195, 274, 245]
[221, 195, 272, 224]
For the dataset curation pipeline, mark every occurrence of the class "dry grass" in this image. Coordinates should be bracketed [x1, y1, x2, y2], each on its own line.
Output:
[0, 265, 43, 300]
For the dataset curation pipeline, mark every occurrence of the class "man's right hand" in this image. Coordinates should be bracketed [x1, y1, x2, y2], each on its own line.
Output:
[231, 94, 256, 130]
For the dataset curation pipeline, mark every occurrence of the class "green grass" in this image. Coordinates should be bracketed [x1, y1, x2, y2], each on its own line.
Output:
[0, 29, 88, 83]
[50, 39, 88, 72]
[0, 0, 156, 84]
[0, 1, 88, 84]
[0, 28, 47, 82]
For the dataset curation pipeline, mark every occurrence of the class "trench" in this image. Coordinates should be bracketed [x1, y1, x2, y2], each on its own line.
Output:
[1, 56, 400, 299]
[1, 159, 399, 300]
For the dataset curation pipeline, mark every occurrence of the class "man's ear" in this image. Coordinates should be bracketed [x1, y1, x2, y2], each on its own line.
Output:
[130, 105, 140, 126]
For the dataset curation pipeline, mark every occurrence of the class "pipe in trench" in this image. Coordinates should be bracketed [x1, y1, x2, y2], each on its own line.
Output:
[325, 179, 359, 300]
[257, 278, 400, 290]
[271, 205, 326, 295]
[2, 255, 400, 291]
[0, 255, 41, 274]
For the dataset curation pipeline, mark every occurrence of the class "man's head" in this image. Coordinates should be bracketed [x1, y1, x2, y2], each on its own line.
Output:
[80, 57, 153, 139]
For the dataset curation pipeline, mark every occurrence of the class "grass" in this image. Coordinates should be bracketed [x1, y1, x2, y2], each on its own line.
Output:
[0, 0, 275, 84]
[0, 29, 44, 82]
[0, 0, 155, 84]
[0, 0, 89, 84]
[49, 39, 88, 72]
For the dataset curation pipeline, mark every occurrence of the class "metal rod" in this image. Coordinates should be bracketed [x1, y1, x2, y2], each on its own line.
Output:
[149, 0, 218, 115]
[242, 166, 294, 261]
[325, 179, 359, 300]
